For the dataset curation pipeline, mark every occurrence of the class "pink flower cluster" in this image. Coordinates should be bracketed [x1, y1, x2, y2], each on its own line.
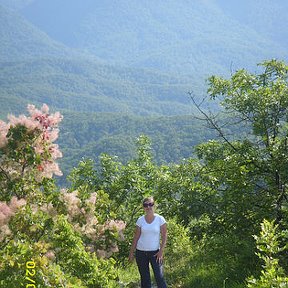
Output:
[27, 104, 62, 130]
[60, 190, 126, 258]
[0, 197, 26, 242]
[0, 104, 63, 179]
[0, 120, 9, 149]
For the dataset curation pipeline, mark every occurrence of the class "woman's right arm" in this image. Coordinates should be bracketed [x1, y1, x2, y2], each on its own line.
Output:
[128, 226, 141, 262]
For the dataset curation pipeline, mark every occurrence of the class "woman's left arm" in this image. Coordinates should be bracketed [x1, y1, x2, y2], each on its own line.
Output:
[156, 223, 167, 263]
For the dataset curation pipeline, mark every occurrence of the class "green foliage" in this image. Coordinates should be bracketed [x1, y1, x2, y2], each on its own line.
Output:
[67, 158, 99, 193]
[0, 105, 124, 287]
[0, 57, 193, 116]
[164, 219, 194, 287]
[52, 215, 118, 288]
[205, 59, 288, 227]
[2, 59, 288, 287]
[57, 112, 217, 184]
[247, 220, 288, 288]
[176, 59, 288, 287]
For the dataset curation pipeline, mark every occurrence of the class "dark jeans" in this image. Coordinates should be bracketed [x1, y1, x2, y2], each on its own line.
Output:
[135, 249, 167, 288]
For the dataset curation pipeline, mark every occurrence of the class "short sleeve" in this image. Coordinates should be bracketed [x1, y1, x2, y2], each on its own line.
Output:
[136, 216, 143, 227]
[159, 215, 166, 226]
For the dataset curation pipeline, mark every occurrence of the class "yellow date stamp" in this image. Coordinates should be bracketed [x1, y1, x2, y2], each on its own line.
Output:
[25, 260, 36, 288]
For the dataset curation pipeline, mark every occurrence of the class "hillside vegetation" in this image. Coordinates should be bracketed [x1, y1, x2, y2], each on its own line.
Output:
[0, 0, 287, 177]
[0, 58, 196, 117]
[0, 60, 288, 287]
[20, 0, 287, 76]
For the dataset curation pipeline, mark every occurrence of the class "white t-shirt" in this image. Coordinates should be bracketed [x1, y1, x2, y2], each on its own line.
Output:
[136, 214, 166, 251]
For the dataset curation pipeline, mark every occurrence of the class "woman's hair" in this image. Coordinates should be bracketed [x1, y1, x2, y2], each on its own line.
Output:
[143, 196, 154, 204]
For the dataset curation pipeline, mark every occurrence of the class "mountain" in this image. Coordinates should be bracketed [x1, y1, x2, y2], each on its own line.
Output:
[216, 0, 288, 49]
[0, 2, 204, 117]
[57, 111, 223, 183]
[0, 0, 287, 180]
[0, 57, 197, 118]
[0, 4, 74, 61]
[19, 0, 287, 77]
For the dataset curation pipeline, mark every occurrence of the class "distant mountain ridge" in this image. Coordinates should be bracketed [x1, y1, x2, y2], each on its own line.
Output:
[17, 0, 287, 77]
[0, 2, 200, 117]
[0, 57, 196, 117]
[0, 4, 74, 61]
[0, 0, 287, 177]
[216, 0, 288, 49]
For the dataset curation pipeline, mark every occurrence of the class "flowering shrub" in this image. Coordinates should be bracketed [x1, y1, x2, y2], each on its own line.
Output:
[59, 189, 126, 258]
[0, 196, 26, 241]
[0, 104, 63, 200]
[0, 104, 125, 287]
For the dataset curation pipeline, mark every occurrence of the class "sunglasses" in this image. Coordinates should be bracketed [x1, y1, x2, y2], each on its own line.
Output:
[143, 202, 154, 208]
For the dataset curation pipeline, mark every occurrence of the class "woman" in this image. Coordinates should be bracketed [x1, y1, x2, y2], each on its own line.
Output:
[128, 196, 167, 288]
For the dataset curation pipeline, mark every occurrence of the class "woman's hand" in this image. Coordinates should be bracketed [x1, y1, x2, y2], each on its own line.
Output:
[128, 226, 141, 263]
[128, 251, 135, 262]
[154, 249, 164, 264]
[155, 223, 167, 264]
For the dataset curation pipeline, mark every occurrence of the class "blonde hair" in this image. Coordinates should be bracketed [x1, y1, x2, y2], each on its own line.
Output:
[143, 196, 154, 204]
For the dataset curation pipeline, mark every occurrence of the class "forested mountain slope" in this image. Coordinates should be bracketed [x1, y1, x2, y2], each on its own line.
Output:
[0, 57, 199, 118]
[0, 0, 287, 177]
[58, 112, 220, 177]
[217, 0, 288, 48]
[0, 4, 73, 61]
[19, 0, 287, 77]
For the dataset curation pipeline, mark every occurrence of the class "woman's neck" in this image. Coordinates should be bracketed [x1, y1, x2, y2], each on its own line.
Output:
[145, 211, 154, 217]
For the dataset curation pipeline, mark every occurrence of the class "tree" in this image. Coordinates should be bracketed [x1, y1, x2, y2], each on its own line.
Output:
[187, 59, 288, 277]
[247, 220, 288, 288]
[0, 104, 63, 201]
[0, 104, 125, 287]
[189, 59, 288, 228]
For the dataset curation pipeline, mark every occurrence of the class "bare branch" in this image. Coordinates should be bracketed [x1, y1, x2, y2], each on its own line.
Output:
[188, 91, 237, 151]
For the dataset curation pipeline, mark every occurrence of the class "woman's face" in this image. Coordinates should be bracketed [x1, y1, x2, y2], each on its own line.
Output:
[143, 201, 154, 211]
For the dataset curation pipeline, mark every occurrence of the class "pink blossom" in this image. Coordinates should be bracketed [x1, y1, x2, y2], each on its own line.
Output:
[96, 249, 107, 258]
[41, 161, 63, 178]
[45, 250, 55, 260]
[105, 220, 126, 241]
[61, 190, 80, 217]
[0, 198, 26, 228]
[86, 192, 97, 206]
[40, 203, 56, 216]
[47, 112, 63, 127]
[49, 144, 62, 159]
[110, 244, 119, 253]
[27, 104, 37, 115]
[83, 225, 95, 239]
[118, 231, 125, 241]
[0, 203, 13, 226]
[106, 220, 126, 231]
[33, 144, 44, 154]
[27, 104, 62, 130]
[97, 224, 105, 235]
[41, 104, 49, 114]
[0, 212, 9, 227]
[0, 224, 11, 241]
[28, 104, 49, 120]
[42, 131, 50, 140]
[30, 204, 39, 214]
[7, 114, 39, 131]
[2, 104, 64, 180]
[0, 120, 9, 148]
[9, 196, 26, 212]
[49, 129, 59, 142]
